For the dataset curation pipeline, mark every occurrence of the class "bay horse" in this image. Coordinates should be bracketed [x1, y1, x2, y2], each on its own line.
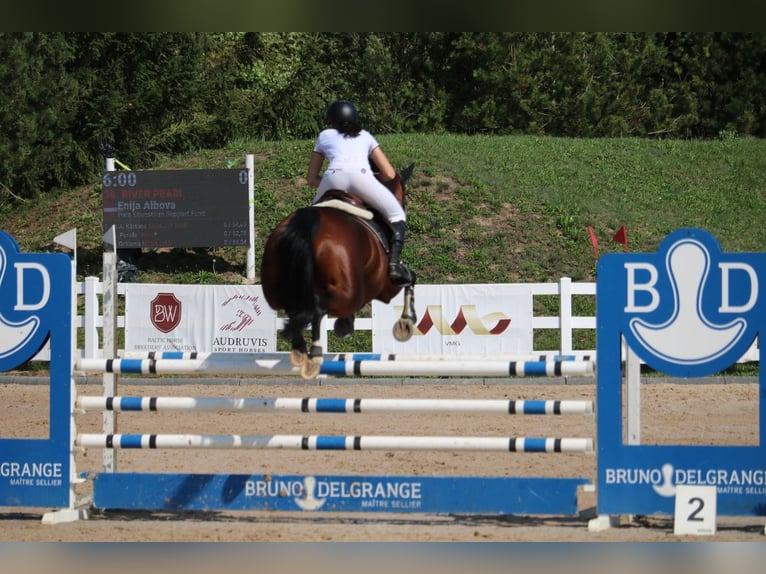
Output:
[260, 163, 417, 379]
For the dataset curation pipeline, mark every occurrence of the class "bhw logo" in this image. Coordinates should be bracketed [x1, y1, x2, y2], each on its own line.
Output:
[151, 292, 182, 333]
[395, 304, 511, 336]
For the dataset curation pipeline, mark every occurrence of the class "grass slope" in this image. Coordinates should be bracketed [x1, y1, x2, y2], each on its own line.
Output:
[2, 133, 763, 359]
[3, 133, 763, 287]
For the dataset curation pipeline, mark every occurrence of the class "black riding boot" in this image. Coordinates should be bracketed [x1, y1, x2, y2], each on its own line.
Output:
[388, 221, 412, 285]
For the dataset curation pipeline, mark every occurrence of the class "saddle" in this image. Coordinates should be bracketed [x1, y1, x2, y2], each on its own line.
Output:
[314, 190, 391, 252]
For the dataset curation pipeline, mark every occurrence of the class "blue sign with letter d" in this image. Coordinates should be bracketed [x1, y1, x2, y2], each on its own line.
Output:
[0, 230, 72, 508]
[596, 228, 765, 517]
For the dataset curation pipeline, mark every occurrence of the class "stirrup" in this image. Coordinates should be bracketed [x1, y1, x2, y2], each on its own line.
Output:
[389, 263, 412, 285]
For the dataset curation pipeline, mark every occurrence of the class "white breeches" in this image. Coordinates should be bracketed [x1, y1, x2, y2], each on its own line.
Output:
[313, 167, 405, 223]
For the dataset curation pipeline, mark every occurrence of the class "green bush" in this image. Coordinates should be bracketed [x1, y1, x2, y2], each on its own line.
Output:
[1, 32, 765, 206]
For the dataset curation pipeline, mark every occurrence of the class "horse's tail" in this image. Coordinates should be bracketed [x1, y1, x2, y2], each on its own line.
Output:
[277, 207, 320, 337]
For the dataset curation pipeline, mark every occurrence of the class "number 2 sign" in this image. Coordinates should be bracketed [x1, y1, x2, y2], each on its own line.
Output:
[674, 485, 717, 536]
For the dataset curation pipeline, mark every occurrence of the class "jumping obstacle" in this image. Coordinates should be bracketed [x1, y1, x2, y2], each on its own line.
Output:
[9, 226, 764, 531]
[82, 473, 592, 514]
[60, 247, 597, 518]
[76, 395, 595, 452]
[122, 351, 596, 362]
[60, 244, 600, 517]
[76, 434, 594, 453]
[65, 380, 596, 516]
[76, 396, 594, 451]
[76, 356, 595, 378]
[76, 396, 594, 415]
[69, 388, 594, 515]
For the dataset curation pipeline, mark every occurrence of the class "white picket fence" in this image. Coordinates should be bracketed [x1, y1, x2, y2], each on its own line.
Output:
[64, 276, 758, 363]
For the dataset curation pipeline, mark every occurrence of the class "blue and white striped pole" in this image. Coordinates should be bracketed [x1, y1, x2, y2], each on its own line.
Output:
[76, 396, 594, 415]
[76, 357, 595, 378]
[76, 433, 594, 453]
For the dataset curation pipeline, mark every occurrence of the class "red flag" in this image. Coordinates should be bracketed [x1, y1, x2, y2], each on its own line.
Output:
[613, 225, 629, 251]
[587, 226, 599, 260]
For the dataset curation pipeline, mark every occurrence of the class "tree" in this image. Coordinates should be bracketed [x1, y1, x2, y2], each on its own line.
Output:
[68, 32, 223, 169]
[0, 33, 80, 201]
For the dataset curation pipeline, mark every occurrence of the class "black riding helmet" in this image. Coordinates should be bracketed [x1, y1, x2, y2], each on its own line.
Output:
[325, 100, 362, 136]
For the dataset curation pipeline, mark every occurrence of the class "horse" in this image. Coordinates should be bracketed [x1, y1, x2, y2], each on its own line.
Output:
[260, 163, 417, 379]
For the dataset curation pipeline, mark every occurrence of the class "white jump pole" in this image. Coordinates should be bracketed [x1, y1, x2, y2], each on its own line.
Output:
[76, 433, 595, 453]
[75, 357, 595, 378]
[120, 351, 596, 363]
[76, 396, 594, 415]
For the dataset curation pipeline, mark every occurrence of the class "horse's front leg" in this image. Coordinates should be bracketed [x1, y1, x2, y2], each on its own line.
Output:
[393, 283, 417, 342]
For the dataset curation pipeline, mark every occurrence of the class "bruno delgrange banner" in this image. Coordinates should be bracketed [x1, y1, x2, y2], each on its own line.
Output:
[124, 284, 278, 354]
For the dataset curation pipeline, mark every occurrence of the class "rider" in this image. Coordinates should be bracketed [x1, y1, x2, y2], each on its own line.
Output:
[307, 99, 411, 285]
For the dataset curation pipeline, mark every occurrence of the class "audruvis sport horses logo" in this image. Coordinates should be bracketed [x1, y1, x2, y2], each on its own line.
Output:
[620, 228, 760, 378]
[0, 233, 50, 371]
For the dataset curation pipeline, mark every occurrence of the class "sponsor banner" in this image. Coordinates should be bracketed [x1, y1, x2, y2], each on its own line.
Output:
[372, 284, 532, 355]
[599, 455, 766, 516]
[125, 284, 278, 354]
[93, 473, 587, 515]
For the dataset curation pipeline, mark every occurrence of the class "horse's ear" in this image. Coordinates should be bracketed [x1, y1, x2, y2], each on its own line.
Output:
[399, 163, 415, 183]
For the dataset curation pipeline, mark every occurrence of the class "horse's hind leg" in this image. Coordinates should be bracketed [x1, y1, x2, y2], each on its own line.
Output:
[283, 311, 310, 367]
[334, 316, 355, 339]
[300, 308, 325, 380]
[289, 330, 308, 367]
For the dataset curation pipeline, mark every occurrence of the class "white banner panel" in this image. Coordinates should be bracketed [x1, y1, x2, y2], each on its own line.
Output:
[125, 284, 278, 354]
[372, 284, 533, 355]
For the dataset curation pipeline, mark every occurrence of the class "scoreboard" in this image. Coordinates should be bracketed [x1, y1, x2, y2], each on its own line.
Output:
[102, 169, 250, 249]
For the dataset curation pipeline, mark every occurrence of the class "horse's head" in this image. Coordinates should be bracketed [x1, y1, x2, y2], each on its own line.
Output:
[399, 163, 414, 184]
[382, 163, 415, 208]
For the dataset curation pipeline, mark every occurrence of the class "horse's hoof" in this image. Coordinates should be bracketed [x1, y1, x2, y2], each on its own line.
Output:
[290, 350, 307, 367]
[301, 358, 322, 380]
[393, 318, 414, 342]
